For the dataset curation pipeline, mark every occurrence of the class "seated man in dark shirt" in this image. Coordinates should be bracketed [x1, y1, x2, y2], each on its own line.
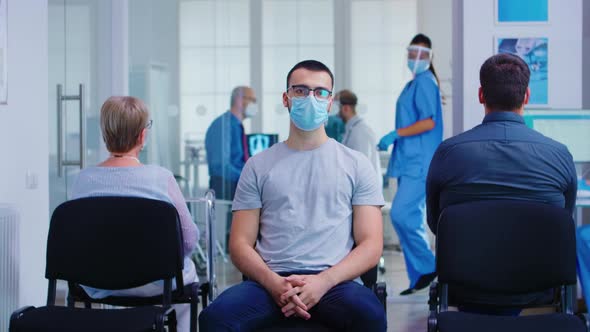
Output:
[426, 53, 577, 314]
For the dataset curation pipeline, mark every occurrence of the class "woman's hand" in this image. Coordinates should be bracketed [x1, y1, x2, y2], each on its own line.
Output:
[377, 130, 399, 151]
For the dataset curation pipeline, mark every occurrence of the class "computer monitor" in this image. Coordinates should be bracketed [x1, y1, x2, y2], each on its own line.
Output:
[523, 110, 590, 162]
[247, 133, 279, 157]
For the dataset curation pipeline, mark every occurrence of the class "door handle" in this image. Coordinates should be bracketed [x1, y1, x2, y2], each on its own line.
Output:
[56, 84, 85, 177]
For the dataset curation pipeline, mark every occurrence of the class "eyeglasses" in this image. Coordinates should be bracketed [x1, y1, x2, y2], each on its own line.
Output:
[145, 119, 153, 129]
[287, 85, 332, 101]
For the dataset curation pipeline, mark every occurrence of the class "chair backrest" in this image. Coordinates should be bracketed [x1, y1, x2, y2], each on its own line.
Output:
[436, 200, 576, 294]
[46, 196, 184, 290]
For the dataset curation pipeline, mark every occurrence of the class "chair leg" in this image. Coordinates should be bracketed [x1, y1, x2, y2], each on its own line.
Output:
[428, 282, 439, 332]
[200, 283, 209, 309]
[66, 293, 74, 308]
[373, 282, 387, 311]
[428, 311, 438, 332]
[191, 296, 199, 332]
[563, 285, 574, 314]
[164, 307, 178, 332]
[577, 313, 590, 332]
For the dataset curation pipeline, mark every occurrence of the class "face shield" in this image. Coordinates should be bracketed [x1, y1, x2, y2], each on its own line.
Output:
[407, 45, 432, 74]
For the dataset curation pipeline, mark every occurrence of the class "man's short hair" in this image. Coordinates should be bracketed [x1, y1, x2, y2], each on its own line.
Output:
[286, 60, 334, 90]
[337, 89, 357, 106]
[480, 53, 530, 111]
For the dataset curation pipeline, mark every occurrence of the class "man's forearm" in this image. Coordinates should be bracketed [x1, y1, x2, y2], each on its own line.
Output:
[319, 239, 382, 288]
[230, 243, 279, 288]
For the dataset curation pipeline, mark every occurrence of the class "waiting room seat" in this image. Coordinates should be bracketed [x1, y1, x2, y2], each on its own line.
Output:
[59, 196, 207, 332]
[10, 306, 174, 332]
[428, 200, 586, 332]
[10, 196, 183, 332]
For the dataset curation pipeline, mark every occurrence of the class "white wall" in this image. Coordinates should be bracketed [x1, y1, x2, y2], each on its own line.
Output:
[462, 0, 583, 130]
[417, 0, 453, 138]
[0, 1, 49, 307]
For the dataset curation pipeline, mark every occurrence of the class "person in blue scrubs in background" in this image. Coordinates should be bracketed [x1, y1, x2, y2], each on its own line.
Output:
[378, 33, 443, 295]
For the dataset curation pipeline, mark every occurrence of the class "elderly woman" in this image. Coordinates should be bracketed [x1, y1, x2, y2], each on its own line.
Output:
[70, 96, 198, 332]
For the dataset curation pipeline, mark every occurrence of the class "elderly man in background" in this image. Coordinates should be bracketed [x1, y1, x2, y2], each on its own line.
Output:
[205, 86, 258, 201]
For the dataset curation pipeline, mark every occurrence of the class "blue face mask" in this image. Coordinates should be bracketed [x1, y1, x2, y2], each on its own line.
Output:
[289, 96, 330, 131]
[408, 59, 431, 75]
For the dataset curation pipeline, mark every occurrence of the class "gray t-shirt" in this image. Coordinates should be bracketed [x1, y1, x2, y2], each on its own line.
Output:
[232, 138, 385, 273]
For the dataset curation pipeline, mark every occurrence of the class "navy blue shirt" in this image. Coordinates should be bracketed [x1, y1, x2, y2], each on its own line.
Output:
[205, 111, 246, 182]
[426, 111, 577, 233]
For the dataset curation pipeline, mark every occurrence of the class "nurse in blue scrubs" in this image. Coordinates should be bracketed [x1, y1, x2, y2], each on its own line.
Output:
[378, 34, 443, 295]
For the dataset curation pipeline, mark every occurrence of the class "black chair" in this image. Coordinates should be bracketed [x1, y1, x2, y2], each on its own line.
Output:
[257, 265, 387, 332]
[428, 200, 586, 332]
[57, 196, 206, 332]
[10, 306, 175, 332]
[10, 196, 182, 332]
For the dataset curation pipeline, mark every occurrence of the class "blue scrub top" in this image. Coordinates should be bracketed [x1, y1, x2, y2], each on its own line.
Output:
[386, 70, 443, 178]
[205, 111, 246, 182]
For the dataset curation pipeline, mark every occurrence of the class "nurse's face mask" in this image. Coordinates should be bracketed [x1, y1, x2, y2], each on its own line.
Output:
[407, 45, 432, 75]
[287, 85, 332, 131]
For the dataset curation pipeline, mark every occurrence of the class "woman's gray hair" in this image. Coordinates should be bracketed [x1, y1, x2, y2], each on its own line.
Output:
[100, 96, 149, 153]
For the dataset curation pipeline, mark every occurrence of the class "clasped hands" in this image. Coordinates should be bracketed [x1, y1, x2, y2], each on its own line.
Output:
[269, 274, 333, 320]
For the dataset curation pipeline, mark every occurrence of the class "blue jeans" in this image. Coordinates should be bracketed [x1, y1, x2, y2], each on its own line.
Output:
[199, 274, 386, 331]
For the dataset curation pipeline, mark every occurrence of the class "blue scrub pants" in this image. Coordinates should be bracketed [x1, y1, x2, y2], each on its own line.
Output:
[577, 225, 590, 309]
[390, 175, 436, 288]
[199, 277, 386, 331]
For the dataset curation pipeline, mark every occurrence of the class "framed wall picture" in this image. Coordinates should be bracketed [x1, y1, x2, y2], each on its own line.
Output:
[495, 0, 549, 24]
[495, 37, 549, 107]
[0, 0, 6, 104]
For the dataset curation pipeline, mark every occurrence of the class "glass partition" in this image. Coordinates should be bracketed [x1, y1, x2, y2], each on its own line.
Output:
[262, 0, 334, 141]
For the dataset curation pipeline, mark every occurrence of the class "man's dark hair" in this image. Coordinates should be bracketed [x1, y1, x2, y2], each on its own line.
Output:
[337, 89, 357, 106]
[480, 53, 530, 111]
[286, 60, 334, 90]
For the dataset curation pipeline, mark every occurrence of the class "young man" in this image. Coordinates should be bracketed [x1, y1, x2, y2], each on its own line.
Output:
[426, 53, 576, 232]
[199, 60, 387, 331]
[426, 53, 577, 313]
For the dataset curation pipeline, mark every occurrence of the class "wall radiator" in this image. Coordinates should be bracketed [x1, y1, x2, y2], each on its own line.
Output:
[0, 204, 19, 332]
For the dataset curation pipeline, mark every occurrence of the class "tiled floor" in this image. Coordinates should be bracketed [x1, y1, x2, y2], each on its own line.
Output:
[212, 248, 429, 332]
